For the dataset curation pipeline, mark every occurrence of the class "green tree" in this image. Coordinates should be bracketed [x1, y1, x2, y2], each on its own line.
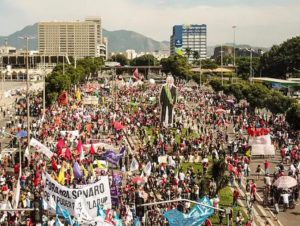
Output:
[192, 51, 200, 64]
[111, 54, 129, 66]
[236, 57, 260, 79]
[161, 55, 191, 79]
[211, 159, 228, 192]
[260, 36, 300, 78]
[130, 54, 158, 66]
[286, 103, 300, 130]
[201, 59, 218, 69]
[185, 47, 192, 60]
[265, 90, 296, 114]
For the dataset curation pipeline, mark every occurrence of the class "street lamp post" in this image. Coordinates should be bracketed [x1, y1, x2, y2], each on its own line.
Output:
[220, 44, 224, 86]
[19, 36, 34, 156]
[232, 26, 237, 67]
[199, 56, 202, 88]
[248, 48, 253, 84]
[43, 55, 46, 119]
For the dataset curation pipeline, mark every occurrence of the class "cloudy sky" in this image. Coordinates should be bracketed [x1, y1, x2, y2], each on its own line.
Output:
[0, 0, 300, 47]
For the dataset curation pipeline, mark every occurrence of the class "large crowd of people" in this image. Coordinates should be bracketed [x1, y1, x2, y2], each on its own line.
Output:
[0, 77, 299, 226]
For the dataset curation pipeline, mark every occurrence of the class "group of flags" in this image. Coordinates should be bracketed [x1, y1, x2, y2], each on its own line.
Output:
[130, 158, 152, 176]
[163, 196, 214, 226]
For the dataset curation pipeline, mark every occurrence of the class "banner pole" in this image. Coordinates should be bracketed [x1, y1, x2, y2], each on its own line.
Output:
[137, 198, 225, 212]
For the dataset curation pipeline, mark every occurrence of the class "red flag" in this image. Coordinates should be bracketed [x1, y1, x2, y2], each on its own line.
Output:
[58, 91, 68, 105]
[104, 209, 116, 226]
[133, 68, 140, 81]
[76, 140, 83, 155]
[51, 157, 58, 172]
[65, 147, 72, 160]
[90, 144, 95, 155]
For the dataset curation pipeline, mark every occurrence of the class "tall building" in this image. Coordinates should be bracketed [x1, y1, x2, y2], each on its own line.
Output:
[38, 17, 107, 59]
[170, 24, 207, 61]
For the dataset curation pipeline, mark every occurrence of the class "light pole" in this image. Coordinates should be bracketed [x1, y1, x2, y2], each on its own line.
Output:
[199, 56, 202, 88]
[247, 48, 253, 84]
[19, 36, 34, 156]
[232, 26, 237, 67]
[43, 55, 46, 118]
[220, 44, 224, 86]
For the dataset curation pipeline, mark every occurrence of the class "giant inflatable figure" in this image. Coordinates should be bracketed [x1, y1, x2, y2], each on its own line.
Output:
[160, 76, 177, 126]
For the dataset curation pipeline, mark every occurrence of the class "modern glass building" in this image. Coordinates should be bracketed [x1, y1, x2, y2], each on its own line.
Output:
[170, 24, 207, 61]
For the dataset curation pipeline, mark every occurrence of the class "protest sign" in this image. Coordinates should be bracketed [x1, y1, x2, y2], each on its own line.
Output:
[43, 173, 111, 218]
[60, 130, 79, 140]
[30, 138, 53, 158]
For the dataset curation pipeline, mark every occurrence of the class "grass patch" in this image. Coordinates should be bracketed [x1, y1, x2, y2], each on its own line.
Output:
[143, 126, 199, 145]
[180, 162, 203, 174]
[210, 186, 248, 225]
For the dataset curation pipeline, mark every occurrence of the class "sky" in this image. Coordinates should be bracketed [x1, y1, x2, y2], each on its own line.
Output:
[0, 0, 300, 47]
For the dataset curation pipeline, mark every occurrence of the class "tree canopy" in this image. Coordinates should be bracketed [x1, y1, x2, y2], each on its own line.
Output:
[110, 54, 129, 66]
[130, 54, 158, 66]
[160, 55, 191, 79]
[260, 36, 300, 78]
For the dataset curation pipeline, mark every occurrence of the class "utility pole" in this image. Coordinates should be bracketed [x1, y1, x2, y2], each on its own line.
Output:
[232, 25, 237, 67]
[19, 36, 34, 157]
[248, 48, 253, 84]
[43, 55, 46, 118]
[199, 54, 202, 88]
[220, 44, 224, 86]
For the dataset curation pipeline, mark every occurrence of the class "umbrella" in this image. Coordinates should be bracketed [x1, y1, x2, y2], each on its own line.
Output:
[273, 176, 297, 189]
[16, 130, 27, 138]
[226, 99, 235, 103]
[131, 176, 145, 184]
[216, 108, 226, 113]
[202, 158, 209, 163]
[113, 122, 124, 131]
[149, 79, 155, 84]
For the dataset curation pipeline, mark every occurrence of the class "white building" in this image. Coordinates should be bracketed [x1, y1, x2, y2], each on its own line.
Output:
[38, 17, 108, 59]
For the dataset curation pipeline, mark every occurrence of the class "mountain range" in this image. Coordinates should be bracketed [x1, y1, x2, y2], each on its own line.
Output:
[0, 23, 170, 53]
[0, 23, 269, 56]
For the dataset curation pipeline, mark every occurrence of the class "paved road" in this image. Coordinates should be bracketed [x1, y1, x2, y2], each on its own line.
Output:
[227, 124, 299, 226]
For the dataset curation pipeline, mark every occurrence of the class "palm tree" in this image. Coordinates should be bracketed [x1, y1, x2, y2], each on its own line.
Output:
[185, 47, 192, 61]
[193, 51, 200, 65]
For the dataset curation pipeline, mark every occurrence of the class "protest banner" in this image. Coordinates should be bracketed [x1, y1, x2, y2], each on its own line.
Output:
[60, 130, 79, 140]
[43, 173, 112, 218]
[30, 138, 53, 158]
[83, 96, 99, 105]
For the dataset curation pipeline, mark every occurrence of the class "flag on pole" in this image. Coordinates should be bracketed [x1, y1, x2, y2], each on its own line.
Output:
[97, 205, 106, 217]
[133, 68, 140, 81]
[130, 158, 139, 171]
[75, 89, 81, 101]
[104, 209, 116, 225]
[56, 203, 73, 225]
[134, 217, 141, 226]
[54, 217, 64, 226]
[57, 166, 65, 185]
[73, 162, 83, 179]
[14, 179, 21, 208]
[143, 161, 152, 176]
[58, 91, 68, 106]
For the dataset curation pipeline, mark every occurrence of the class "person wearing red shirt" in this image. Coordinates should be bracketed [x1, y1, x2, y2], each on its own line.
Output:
[204, 218, 212, 226]
[233, 188, 240, 207]
[264, 160, 270, 175]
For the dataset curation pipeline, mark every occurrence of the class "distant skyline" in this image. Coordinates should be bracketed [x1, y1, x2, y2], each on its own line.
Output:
[1, 0, 300, 47]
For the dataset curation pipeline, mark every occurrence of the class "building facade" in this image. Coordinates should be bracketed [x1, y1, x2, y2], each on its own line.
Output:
[170, 24, 207, 61]
[38, 17, 107, 59]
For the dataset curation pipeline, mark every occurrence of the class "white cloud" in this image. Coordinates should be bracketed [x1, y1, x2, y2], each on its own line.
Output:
[0, 0, 300, 47]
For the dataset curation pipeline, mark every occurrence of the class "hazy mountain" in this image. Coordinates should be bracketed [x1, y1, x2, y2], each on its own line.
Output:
[0, 23, 169, 53]
[103, 29, 169, 52]
[0, 24, 38, 50]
